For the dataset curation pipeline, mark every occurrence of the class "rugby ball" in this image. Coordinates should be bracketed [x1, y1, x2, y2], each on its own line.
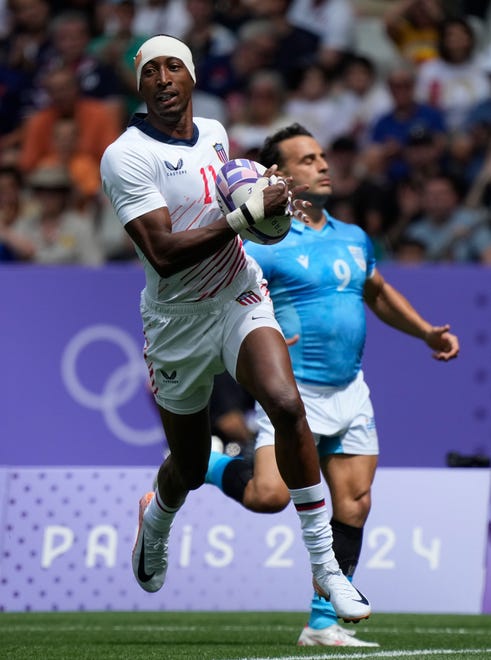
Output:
[215, 158, 292, 245]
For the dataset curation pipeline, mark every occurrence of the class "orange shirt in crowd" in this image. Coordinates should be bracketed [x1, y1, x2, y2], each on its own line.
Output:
[39, 152, 102, 198]
[18, 98, 122, 174]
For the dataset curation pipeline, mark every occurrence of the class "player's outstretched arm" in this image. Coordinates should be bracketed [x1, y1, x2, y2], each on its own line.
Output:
[423, 325, 460, 361]
[364, 269, 460, 361]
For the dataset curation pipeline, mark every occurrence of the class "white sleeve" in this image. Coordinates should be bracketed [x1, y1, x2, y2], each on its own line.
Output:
[414, 61, 434, 104]
[100, 142, 165, 226]
[320, 2, 355, 50]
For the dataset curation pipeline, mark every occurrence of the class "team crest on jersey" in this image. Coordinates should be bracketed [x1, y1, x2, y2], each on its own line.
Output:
[348, 246, 366, 271]
[297, 254, 309, 269]
[213, 142, 228, 164]
[164, 158, 184, 174]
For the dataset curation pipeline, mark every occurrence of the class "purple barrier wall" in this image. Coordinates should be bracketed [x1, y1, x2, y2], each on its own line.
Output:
[363, 264, 490, 467]
[2, 265, 164, 467]
[1, 263, 490, 467]
[2, 264, 491, 613]
[1, 467, 488, 613]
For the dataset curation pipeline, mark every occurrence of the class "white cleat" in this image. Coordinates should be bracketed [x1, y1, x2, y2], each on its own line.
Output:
[132, 492, 169, 593]
[312, 566, 371, 623]
[297, 623, 379, 647]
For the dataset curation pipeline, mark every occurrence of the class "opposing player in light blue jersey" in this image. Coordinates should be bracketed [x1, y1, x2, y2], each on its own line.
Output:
[100, 37, 372, 622]
[205, 123, 460, 647]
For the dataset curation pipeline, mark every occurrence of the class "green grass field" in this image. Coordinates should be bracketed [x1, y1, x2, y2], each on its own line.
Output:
[1, 611, 491, 660]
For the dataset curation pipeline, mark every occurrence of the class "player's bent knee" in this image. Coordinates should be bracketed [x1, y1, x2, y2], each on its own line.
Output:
[259, 492, 290, 513]
[180, 466, 207, 491]
[248, 479, 290, 513]
[265, 390, 305, 431]
[337, 493, 371, 527]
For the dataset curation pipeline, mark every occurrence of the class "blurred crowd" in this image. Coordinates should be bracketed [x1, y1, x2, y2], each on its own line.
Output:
[1, 0, 491, 265]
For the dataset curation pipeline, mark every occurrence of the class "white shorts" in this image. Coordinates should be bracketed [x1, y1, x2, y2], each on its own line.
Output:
[141, 266, 282, 414]
[255, 371, 379, 456]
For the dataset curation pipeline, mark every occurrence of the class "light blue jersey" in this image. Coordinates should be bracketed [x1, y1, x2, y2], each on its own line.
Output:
[245, 211, 376, 386]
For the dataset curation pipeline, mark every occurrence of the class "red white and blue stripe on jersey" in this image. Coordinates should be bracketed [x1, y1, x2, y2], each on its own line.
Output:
[235, 289, 262, 306]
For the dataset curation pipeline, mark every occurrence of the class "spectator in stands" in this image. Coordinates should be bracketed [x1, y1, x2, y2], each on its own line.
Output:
[415, 16, 491, 133]
[402, 125, 447, 186]
[391, 236, 427, 263]
[326, 135, 392, 261]
[13, 164, 104, 265]
[385, 176, 425, 252]
[18, 65, 121, 175]
[183, 0, 237, 66]
[196, 19, 278, 124]
[366, 63, 447, 183]
[383, 0, 445, 67]
[285, 63, 347, 149]
[131, 0, 191, 40]
[36, 117, 101, 212]
[459, 0, 491, 22]
[246, 0, 319, 79]
[51, 0, 100, 36]
[331, 54, 393, 146]
[0, 165, 37, 261]
[96, 194, 137, 262]
[88, 0, 148, 120]
[0, 62, 30, 160]
[0, 0, 53, 117]
[214, 0, 254, 33]
[448, 53, 491, 192]
[0, 0, 10, 38]
[323, 137, 362, 228]
[476, 42, 491, 78]
[382, 126, 449, 250]
[287, 0, 356, 75]
[179, 0, 238, 123]
[228, 69, 295, 159]
[464, 143, 491, 211]
[404, 173, 491, 263]
[45, 10, 127, 126]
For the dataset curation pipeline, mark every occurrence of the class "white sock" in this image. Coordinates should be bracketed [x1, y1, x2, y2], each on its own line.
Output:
[143, 489, 182, 533]
[289, 483, 336, 567]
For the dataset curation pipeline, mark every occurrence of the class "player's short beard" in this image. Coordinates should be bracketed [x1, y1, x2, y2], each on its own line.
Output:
[299, 191, 330, 208]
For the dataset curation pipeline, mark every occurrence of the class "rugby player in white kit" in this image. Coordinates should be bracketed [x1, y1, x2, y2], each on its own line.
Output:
[100, 34, 371, 622]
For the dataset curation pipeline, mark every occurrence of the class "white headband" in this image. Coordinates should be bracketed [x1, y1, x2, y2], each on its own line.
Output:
[134, 35, 196, 88]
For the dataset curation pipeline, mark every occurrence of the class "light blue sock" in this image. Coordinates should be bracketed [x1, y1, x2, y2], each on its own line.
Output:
[307, 592, 338, 629]
[307, 575, 354, 629]
[205, 451, 233, 488]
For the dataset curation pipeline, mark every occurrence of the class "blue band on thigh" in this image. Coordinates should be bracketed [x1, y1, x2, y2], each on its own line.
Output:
[317, 435, 344, 457]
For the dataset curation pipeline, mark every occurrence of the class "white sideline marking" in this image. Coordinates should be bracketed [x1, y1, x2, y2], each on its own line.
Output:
[227, 651, 491, 660]
[3, 623, 491, 639]
[368, 627, 491, 636]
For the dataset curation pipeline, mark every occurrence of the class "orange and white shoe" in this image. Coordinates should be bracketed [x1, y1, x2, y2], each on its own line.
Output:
[132, 492, 169, 593]
[298, 623, 379, 647]
[312, 567, 371, 623]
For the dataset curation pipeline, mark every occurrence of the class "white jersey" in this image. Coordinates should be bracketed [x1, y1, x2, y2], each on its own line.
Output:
[100, 114, 248, 303]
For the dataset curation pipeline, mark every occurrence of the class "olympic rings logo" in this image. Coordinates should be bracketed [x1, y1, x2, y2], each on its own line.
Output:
[61, 324, 163, 446]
